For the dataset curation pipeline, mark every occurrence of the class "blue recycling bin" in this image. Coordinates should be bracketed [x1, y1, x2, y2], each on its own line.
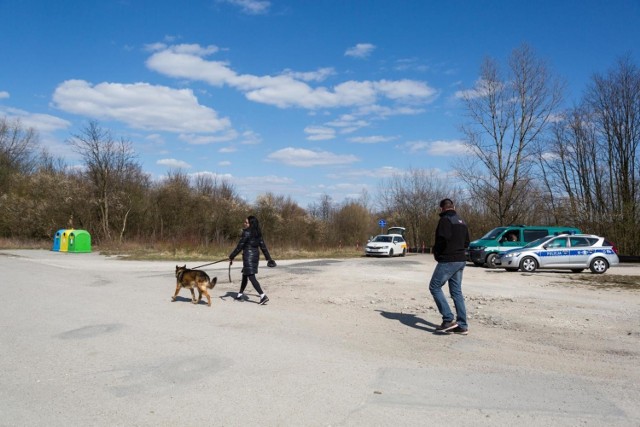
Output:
[52, 229, 66, 251]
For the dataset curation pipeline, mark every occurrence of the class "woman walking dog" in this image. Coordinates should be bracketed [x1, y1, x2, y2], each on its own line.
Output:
[229, 215, 276, 305]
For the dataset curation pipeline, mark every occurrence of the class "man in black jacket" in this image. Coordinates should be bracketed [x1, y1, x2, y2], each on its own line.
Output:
[429, 198, 470, 335]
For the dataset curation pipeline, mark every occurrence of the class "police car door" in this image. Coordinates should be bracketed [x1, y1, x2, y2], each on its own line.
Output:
[544, 236, 570, 267]
[569, 236, 593, 266]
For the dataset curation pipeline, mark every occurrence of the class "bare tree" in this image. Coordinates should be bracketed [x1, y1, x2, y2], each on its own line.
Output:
[456, 44, 564, 224]
[0, 117, 39, 190]
[68, 121, 142, 242]
[586, 56, 640, 233]
[253, 192, 311, 247]
[377, 168, 448, 250]
[193, 174, 245, 246]
[0, 118, 41, 235]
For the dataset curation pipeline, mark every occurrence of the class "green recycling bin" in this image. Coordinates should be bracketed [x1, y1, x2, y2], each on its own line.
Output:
[67, 230, 91, 253]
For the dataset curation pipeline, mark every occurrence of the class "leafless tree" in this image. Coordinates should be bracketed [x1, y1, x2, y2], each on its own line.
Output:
[542, 56, 640, 253]
[0, 117, 39, 175]
[377, 168, 449, 250]
[456, 44, 564, 224]
[67, 121, 143, 242]
[585, 55, 640, 234]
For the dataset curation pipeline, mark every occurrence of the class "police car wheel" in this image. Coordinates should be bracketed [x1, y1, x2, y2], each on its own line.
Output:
[589, 258, 608, 274]
[520, 256, 538, 272]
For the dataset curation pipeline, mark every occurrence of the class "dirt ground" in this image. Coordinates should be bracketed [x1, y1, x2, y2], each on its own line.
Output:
[0, 249, 639, 426]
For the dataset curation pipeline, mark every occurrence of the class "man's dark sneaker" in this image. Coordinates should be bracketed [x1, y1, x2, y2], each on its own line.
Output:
[449, 326, 468, 335]
[435, 320, 458, 332]
[259, 295, 269, 305]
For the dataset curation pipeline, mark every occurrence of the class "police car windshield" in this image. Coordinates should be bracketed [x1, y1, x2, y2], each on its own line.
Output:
[373, 236, 392, 243]
[480, 227, 507, 239]
[523, 237, 549, 248]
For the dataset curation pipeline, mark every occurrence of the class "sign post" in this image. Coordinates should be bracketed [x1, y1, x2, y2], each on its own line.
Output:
[378, 219, 386, 234]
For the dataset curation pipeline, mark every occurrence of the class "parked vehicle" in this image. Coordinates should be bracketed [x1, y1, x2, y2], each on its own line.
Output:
[494, 234, 619, 274]
[468, 225, 581, 268]
[365, 229, 407, 257]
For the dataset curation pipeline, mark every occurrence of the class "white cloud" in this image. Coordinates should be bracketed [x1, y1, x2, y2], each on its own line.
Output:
[179, 130, 239, 145]
[428, 139, 469, 155]
[282, 67, 335, 82]
[267, 147, 359, 167]
[326, 115, 370, 132]
[394, 58, 429, 72]
[403, 139, 470, 156]
[0, 106, 71, 133]
[157, 158, 191, 168]
[348, 135, 397, 144]
[218, 0, 270, 15]
[187, 171, 235, 184]
[146, 43, 438, 110]
[52, 80, 232, 134]
[0, 91, 9, 99]
[239, 175, 295, 185]
[238, 130, 262, 145]
[328, 166, 404, 179]
[146, 43, 219, 56]
[355, 104, 426, 117]
[345, 43, 376, 59]
[304, 125, 336, 141]
[374, 79, 437, 101]
[454, 78, 502, 100]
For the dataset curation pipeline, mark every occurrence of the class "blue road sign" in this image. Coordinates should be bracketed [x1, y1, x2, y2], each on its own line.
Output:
[378, 219, 386, 228]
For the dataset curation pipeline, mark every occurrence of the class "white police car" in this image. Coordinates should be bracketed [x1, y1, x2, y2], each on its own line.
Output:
[495, 234, 619, 274]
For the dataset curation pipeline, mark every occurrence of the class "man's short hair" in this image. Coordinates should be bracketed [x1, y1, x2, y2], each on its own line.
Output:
[439, 198, 454, 209]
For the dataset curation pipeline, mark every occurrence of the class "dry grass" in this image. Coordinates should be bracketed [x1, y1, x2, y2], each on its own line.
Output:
[0, 238, 363, 260]
[567, 273, 640, 290]
[0, 238, 51, 250]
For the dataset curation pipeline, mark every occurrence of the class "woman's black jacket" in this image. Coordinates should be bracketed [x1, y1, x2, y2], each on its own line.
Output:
[229, 229, 272, 275]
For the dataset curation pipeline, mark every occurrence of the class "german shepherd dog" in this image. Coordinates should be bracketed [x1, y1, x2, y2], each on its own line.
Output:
[173, 265, 217, 306]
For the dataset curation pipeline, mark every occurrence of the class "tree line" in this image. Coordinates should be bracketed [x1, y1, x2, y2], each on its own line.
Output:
[1, 46, 639, 255]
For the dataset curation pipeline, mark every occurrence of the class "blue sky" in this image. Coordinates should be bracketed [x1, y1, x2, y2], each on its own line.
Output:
[1, 0, 639, 207]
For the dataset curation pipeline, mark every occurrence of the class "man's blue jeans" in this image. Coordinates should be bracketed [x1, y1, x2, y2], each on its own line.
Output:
[429, 261, 468, 329]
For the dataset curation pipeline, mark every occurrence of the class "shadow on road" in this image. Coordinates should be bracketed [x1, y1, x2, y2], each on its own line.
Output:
[376, 310, 442, 333]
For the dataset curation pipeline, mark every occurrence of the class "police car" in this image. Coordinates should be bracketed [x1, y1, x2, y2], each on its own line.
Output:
[494, 234, 619, 274]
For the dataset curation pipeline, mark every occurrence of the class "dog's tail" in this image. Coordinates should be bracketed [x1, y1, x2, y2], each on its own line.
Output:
[208, 276, 218, 290]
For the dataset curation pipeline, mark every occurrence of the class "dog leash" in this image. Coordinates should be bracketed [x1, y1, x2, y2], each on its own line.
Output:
[191, 258, 232, 283]
[191, 258, 228, 269]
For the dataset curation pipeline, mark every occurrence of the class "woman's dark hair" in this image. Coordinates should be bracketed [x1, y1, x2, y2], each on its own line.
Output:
[247, 215, 262, 238]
